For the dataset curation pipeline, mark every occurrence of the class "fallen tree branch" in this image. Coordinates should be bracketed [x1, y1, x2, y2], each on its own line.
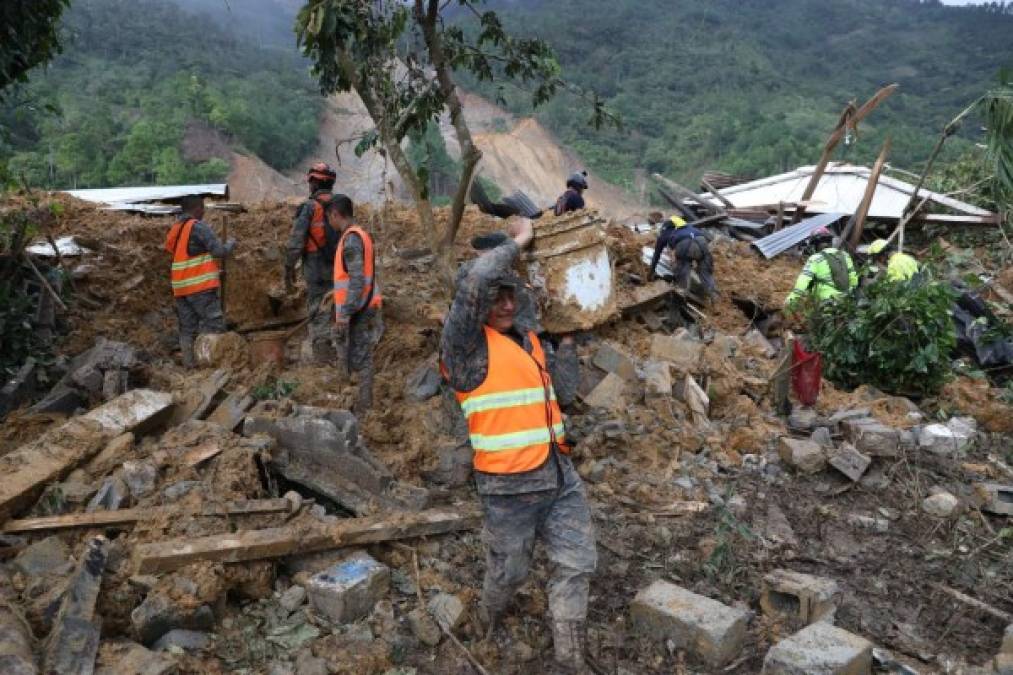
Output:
[932, 582, 1012, 623]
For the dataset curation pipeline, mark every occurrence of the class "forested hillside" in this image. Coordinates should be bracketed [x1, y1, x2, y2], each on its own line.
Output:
[473, 0, 1013, 189]
[0, 0, 319, 189]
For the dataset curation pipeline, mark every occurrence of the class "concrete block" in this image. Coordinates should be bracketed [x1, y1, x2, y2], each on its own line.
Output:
[428, 592, 464, 631]
[919, 419, 974, 455]
[592, 343, 638, 382]
[828, 444, 871, 482]
[762, 622, 873, 674]
[760, 570, 841, 625]
[779, 437, 826, 474]
[650, 334, 703, 373]
[643, 360, 673, 398]
[582, 372, 627, 411]
[922, 491, 959, 518]
[974, 483, 1013, 516]
[630, 580, 751, 667]
[841, 418, 900, 458]
[306, 551, 389, 624]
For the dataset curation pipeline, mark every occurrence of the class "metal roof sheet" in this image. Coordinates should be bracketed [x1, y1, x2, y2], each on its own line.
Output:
[751, 212, 847, 259]
[65, 184, 228, 206]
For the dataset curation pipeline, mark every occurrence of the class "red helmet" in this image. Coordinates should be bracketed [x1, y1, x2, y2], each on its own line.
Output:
[307, 162, 336, 182]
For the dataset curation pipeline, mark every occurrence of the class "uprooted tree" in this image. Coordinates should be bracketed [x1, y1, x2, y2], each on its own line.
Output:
[295, 0, 614, 287]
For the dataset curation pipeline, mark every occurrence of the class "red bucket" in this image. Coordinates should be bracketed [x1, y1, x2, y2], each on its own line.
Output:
[791, 340, 822, 406]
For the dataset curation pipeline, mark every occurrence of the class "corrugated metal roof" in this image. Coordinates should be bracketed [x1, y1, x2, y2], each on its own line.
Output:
[65, 184, 228, 206]
[751, 212, 847, 259]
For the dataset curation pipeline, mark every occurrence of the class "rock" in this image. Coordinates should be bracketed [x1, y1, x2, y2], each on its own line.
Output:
[87, 432, 135, 477]
[630, 580, 752, 667]
[841, 418, 900, 457]
[421, 443, 472, 487]
[194, 332, 248, 369]
[1003, 623, 1013, 655]
[828, 408, 871, 426]
[845, 513, 889, 533]
[918, 418, 975, 455]
[267, 662, 296, 675]
[13, 535, 70, 577]
[592, 343, 638, 382]
[810, 427, 833, 448]
[650, 333, 703, 373]
[294, 649, 329, 675]
[87, 476, 129, 512]
[642, 360, 673, 398]
[779, 437, 826, 474]
[427, 592, 464, 631]
[760, 570, 841, 625]
[162, 481, 200, 502]
[922, 491, 960, 518]
[788, 406, 819, 431]
[681, 374, 710, 427]
[0, 358, 38, 420]
[761, 621, 873, 674]
[280, 585, 307, 613]
[581, 372, 627, 411]
[827, 443, 871, 482]
[306, 551, 390, 624]
[152, 629, 210, 653]
[744, 329, 777, 358]
[758, 503, 798, 547]
[94, 640, 177, 675]
[404, 364, 441, 402]
[407, 606, 441, 646]
[130, 593, 214, 645]
[30, 383, 86, 416]
[121, 461, 158, 498]
[973, 483, 1013, 516]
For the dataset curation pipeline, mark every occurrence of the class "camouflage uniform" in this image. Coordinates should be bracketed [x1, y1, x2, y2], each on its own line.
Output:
[335, 230, 384, 415]
[439, 241, 596, 633]
[174, 218, 233, 368]
[286, 189, 334, 357]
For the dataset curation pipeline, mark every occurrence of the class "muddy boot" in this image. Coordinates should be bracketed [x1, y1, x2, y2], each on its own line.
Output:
[551, 620, 588, 674]
[180, 336, 196, 369]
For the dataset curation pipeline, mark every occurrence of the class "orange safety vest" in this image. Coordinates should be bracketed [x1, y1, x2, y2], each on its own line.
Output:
[455, 328, 569, 474]
[333, 225, 382, 319]
[304, 193, 332, 253]
[165, 218, 220, 298]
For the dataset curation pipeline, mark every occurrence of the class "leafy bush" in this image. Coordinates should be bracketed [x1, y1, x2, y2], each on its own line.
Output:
[804, 272, 957, 398]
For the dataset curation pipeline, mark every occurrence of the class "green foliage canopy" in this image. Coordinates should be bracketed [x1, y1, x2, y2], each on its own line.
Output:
[0, 0, 70, 96]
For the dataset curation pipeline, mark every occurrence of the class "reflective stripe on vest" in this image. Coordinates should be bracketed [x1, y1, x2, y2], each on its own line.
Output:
[455, 328, 568, 474]
[165, 218, 220, 298]
[333, 224, 382, 319]
[304, 194, 331, 253]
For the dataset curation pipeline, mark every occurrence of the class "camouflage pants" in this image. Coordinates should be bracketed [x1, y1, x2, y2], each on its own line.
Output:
[337, 307, 383, 413]
[673, 238, 717, 295]
[480, 453, 597, 622]
[175, 289, 226, 368]
[303, 255, 334, 346]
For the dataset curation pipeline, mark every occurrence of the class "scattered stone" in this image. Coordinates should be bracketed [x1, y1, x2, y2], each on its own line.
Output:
[152, 629, 211, 653]
[13, 535, 70, 577]
[0, 357, 37, 420]
[306, 551, 390, 624]
[162, 481, 200, 502]
[650, 333, 703, 373]
[87, 476, 129, 512]
[280, 585, 307, 613]
[405, 364, 441, 402]
[95, 640, 177, 675]
[194, 332, 248, 369]
[762, 621, 873, 674]
[919, 418, 975, 455]
[974, 483, 1013, 516]
[760, 570, 841, 625]
[581, 372, 627, 411]
[922, 491, 960, 518]
[859, 465, 891, 491]
[427, 592, 464, 631]
[828, 408, 871, 426]
[592, 342, 638, 382]
[630, 580, 751, 667]
[643, 360, 673, 398]
[121, 461, 157, 499]
[294, 649, 329, 675]
[682, 374, 710, 427]
[779, 437, 826, 474]
[846, 513, 889, 533]
[810, 427, 833, 448]
[841, 418, 900, 457]
[744, 329, 778, 358]
[788, 406, 818, 431]
[131, 593, 214, 645]
[421, 443, 472, 488]
[407, 606, 441, 646]
[827, 443, 871, 482]
[760, 503, 799, 547]
[87, 432, 135, 477]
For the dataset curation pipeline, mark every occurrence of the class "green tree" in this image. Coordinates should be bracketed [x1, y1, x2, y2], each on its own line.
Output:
[0, 0, 70, 96]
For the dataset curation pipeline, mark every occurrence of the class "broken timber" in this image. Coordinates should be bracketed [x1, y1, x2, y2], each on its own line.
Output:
[43, 536, 109, 675]
[0, 389, 173, 522]
[3, 498, 292, 534]
[134, 507, 482, 574]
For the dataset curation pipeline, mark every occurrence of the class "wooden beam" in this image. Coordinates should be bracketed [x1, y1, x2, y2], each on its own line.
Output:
[846, 137, 892, 248]
[655, 188, 697, 222]
[700, 178, 735, 210]
[134, 507, 482, 574]
[43, 536, 109, 675]
[652, 173, 723, 216]
[2, 498, 292, 534]
[792, 84, 898, 224]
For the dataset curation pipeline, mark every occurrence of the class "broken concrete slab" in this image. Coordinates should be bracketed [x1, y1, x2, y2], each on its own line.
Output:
[760, 570, 841, 625]
[841, 418, 900, 458]
[919, 418, 975, 455]
[828, 443, 871, 482]
[205, 388, 254, 432]
[922, 491, 960, 518]
[643, 360, 673, 398]
[581, 372, 627, 411]
[43, 536, 109, 675]
[306, 551, 390, 624]
[974, 483, 1013, 516]
[630, 580, 751, 667]
[761, 621, 873, 674]
[427, 592, 464, 631]
[13, 536, 70, 577]
[169, 370, 229, 425]
[779, 437, 827, 474]
[650, 333, 703, 373]
[592, 342, 638, 382]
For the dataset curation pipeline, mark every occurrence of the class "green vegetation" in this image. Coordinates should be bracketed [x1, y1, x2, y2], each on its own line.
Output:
[1, 0, 322, 189]
[0, 0, 70, 96]
[468, 0, 1013, 191]
[804, 271, 958, 398]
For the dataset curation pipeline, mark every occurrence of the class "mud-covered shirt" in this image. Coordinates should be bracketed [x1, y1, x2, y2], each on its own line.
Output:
[183, 218, 233, 258]
[440, 240, 579, 495]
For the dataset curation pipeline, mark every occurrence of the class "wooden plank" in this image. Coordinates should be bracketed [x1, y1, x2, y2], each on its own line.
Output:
[700, 178, 735, 210]
[652, 173, 723, 215]
[134, 507, 483, 574]
[182, 441, 224, 467]
[845, 137, 891, 248]
[2, 498, 292, 534]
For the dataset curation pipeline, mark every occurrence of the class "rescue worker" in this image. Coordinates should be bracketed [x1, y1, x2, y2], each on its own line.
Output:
[648, 214, 717, 296]
[440, 216, 595, 672]
[784, 229, 858, 312]
[328, 195, 383, 416]
[285, 162, 337, 362]
[868, 238, 920, 282]
[164, 195, 235, 368]
[554, 171, 588, 215]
